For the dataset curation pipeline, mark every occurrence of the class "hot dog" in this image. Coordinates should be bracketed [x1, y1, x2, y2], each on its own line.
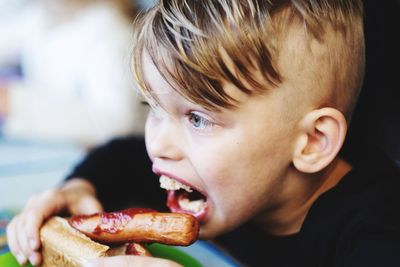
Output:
[39, 216, 151, 267]
[39, 209, 198, 266]
[125, 242, 152, 256]
[69, 208, 200, 246]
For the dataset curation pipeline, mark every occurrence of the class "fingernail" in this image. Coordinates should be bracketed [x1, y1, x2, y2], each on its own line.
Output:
[29, 239, 37, 250]
[29, 253, 40, 266]
[16, 253, 27, 265]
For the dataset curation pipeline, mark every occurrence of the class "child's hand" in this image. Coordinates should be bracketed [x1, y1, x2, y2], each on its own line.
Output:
[6, 178, 102, 266]
[83, 255, 183, 267]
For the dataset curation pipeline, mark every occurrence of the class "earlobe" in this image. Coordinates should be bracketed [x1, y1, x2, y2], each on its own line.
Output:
[292, 108, 347, 173]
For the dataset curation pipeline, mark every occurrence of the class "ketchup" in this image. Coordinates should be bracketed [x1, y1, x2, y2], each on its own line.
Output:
[71, 208, 155, 235]
[125, 243, 141, 255]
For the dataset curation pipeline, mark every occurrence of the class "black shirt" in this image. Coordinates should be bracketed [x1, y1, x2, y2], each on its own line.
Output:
[67, 136, 400, 267]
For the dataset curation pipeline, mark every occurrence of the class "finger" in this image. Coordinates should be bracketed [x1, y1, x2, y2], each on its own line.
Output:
[6, 217, 28, 265]
[83, 255, 183, 267]
[24, 190, 65, 220]
[18, 217, 42, 266]
[28, 251, 42, 267]
[22, 194, 38, 213]
[15, 214, 32, 261]
[24, 191, 65, 251]
[23, 209, 47, 266]
[24, 209, 44, 251]
[39, 189, 66, 215]
[72, 195, 103, 215]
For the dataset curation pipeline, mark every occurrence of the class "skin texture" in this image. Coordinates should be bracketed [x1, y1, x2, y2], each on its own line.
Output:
[6, 23, 352, 267]
[142, 44, 350, 239]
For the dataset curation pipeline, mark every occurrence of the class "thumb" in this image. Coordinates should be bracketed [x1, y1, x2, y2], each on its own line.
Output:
[71, 194, 103, 215]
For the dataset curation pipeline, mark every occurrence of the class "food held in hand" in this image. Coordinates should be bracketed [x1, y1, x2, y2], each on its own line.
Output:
[40, 209, 199, 266]
[69, 208, 199, 246]
[125, 242, 152, 256]
[39, 217, 150, 267]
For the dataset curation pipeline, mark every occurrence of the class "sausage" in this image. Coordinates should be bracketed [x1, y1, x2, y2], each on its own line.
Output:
[105, 242, 152, 257]
[125, 243, 152, 256]
[68, 208, 199, 246]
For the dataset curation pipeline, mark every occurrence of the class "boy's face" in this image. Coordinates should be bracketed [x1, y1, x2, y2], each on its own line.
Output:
[143, 52, 300, 238]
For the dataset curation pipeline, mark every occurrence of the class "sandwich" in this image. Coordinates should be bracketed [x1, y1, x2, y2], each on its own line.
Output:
[39, 208, 199, 267]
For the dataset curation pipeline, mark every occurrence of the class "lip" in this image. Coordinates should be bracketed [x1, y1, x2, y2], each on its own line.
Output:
[152, 166, 209, 222]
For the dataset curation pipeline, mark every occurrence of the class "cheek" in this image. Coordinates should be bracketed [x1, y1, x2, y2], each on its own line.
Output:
[144, 115, 156, 160]
[144, 117, 151, 139]
[191, 141, 259, 204]
[189, 144, 233, 191]
[196, 156, 275, 232]
[144, 113, 154, 134]
[193, 134, 288, 209]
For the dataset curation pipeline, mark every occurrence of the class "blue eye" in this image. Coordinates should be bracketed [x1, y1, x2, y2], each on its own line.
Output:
[188, 113, 214, 129]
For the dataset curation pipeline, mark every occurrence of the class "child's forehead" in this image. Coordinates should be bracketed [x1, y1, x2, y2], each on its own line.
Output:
[141, 49, 251, 111]
[132, 5, 285, 112]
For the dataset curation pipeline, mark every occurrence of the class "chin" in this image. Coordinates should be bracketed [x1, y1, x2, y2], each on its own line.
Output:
[197, 215, 236, 240]
[198, 224, 219, 240]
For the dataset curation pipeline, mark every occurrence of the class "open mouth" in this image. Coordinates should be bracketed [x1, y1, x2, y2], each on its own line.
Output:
[159, 175, 208, 221]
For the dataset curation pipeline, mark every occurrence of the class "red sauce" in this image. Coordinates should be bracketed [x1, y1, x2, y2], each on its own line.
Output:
[71, 208, 156, 235]
[125, 243, 140, 255]
[95, 208, 155, 234]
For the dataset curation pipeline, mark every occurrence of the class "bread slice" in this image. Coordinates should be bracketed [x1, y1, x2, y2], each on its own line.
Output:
[40, 216, 125, 267]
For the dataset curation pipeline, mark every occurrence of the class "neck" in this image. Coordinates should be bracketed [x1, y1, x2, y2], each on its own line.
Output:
[255, 157, 352, 235]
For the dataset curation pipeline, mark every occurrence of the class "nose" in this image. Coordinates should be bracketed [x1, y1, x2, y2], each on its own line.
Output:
[145, 114, 183, 161]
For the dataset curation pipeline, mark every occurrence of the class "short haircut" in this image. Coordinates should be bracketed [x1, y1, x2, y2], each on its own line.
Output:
[132, 0, 365, 117]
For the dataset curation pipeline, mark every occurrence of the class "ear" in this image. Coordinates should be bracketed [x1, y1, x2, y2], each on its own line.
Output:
[292, 108, 347, 173]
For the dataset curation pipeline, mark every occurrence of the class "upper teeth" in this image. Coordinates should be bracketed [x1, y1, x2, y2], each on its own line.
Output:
[159, 175, 193, 192]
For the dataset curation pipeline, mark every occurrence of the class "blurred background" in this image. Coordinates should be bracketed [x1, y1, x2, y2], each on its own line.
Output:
[0, 0, 156, 147]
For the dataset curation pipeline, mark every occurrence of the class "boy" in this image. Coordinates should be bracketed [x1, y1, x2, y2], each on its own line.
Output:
[7, 0, 400, 266]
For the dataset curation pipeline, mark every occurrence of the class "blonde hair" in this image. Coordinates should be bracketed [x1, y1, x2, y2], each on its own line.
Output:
[132, 0, 365, 117]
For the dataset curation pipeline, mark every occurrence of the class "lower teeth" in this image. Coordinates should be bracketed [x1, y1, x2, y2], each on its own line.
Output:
[178, 198, 205, 213]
